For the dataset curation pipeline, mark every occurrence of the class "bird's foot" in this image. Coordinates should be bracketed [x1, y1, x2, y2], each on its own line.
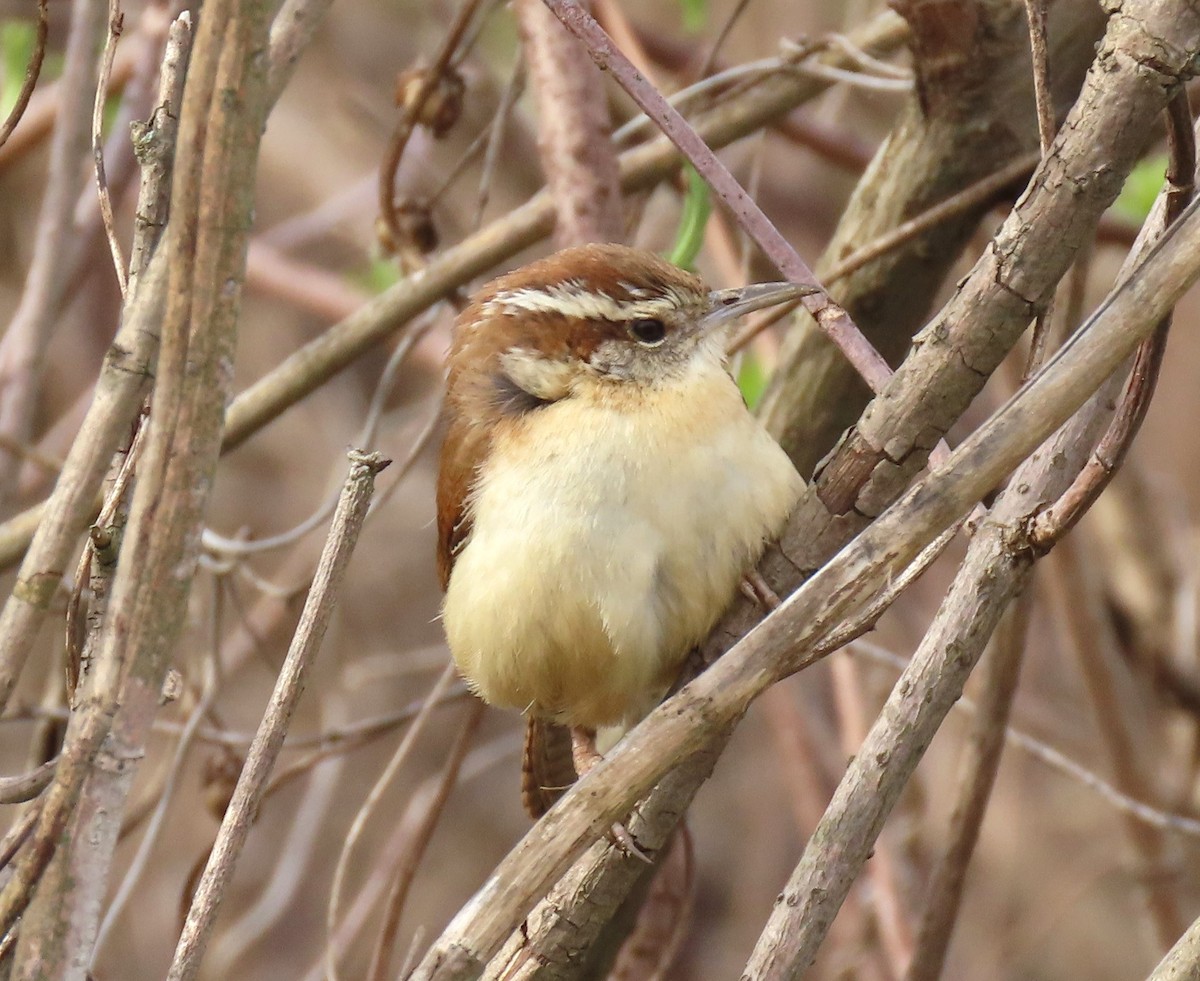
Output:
[741, 568, 781, 611]
[569, 727, 653, 864]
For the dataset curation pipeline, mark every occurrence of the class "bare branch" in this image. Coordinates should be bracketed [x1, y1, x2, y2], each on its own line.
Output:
[516, 0, 622, 245]
[366, 701, 486, 981]
[903, 591, 1031, 981]
[542, 0, 894, 393]
[0, 0, 48, 149]
[0, 0, 107, 501]
[8, 0, 276, 969]
[0, 6, 194, 715]
[168, 450, 389, 981]
[92, 2, 128, 297]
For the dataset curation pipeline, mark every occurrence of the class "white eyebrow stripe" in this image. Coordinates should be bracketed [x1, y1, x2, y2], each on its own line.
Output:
[483, 283, 689, 321]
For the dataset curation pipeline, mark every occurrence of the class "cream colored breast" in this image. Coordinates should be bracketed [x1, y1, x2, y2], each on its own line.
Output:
[442, 357, 803, 730]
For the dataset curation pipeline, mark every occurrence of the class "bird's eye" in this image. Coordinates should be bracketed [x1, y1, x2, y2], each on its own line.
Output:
[628, 318, 667, 346]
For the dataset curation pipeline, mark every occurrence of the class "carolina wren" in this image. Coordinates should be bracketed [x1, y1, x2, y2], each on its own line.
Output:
[436, 243, 805, 811]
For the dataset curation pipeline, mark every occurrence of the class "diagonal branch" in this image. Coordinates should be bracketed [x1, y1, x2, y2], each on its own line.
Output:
[541, 0, 894, 392]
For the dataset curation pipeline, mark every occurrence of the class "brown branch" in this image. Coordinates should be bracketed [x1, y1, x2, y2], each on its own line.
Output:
[759, 0, 1108, 478]
[516, 0, 622, 245]
[377, 0, 480, 254]
[8, 0, 275, 969]
[1032, 90, 1196, 545]
[0, 9, 192, 717]
[168, 451, 389, 981]
[806, 0, 1198, 522]
[743, 95, 1200, 978]
[0, 0, 108, 502]
[742, 338, 1130, 981]
[92, 2, 128, 296]
[366, 700, 486, 981]
[903, 590, 1031, 981]
[542, 0, 895, 393]
[0, 0, 48, 150]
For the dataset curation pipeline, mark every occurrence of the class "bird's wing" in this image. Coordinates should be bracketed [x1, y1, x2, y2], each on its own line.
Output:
[435, 412, 486, 591]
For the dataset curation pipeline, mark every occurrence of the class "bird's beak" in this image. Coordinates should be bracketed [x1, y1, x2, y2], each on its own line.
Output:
[699, 281, 819, 332]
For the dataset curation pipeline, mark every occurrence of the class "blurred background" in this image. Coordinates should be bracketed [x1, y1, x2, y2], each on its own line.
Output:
[2, 0, 1200, 977]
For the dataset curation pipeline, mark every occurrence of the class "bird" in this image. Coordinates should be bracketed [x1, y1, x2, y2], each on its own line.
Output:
[436, 242, 806, 818]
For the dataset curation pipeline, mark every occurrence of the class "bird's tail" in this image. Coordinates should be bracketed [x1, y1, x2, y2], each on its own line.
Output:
[521, 716, 577, 818]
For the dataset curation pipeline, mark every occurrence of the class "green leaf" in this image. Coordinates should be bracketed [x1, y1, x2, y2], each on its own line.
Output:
[678, 0, 708, 33]
[737, 352, 768, 410]
[1112, 155, 1168, 224]
[353, 257, 402, 295]
[1, 21, 37, 120]
[667, 165, 711, 270]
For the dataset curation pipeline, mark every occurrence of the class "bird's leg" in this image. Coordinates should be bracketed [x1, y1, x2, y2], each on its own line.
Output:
[741, 567, 781, 611]
[569, 726, 652, 864]
[570, 726, 603, 777]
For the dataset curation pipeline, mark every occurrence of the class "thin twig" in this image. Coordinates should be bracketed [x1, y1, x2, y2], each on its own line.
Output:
[366, 701, 486, 981]
[0, 0, 107, 499]
[93, 1, 128, 296]
[0, 759, 56, 804]
[0, 0, 48, 150]
[167, 450, 389, 981]
[202, 309, 440, 558]
[543, 0, 893, 393]
[851, 635, 1200, 840]
[1032, 91, 1196, 545]
[903, 590, 1032, 981]
[698, 0, 753, 78]
[378, 0, 482, 249]
[326, 662, 458, 981]
[830, 153, 1040, 285]
[1021, 0, 1058, 378]
[473, 59, 525, 228]
[0, 30, 143, 172]
[1023, 0, 1055, 153]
